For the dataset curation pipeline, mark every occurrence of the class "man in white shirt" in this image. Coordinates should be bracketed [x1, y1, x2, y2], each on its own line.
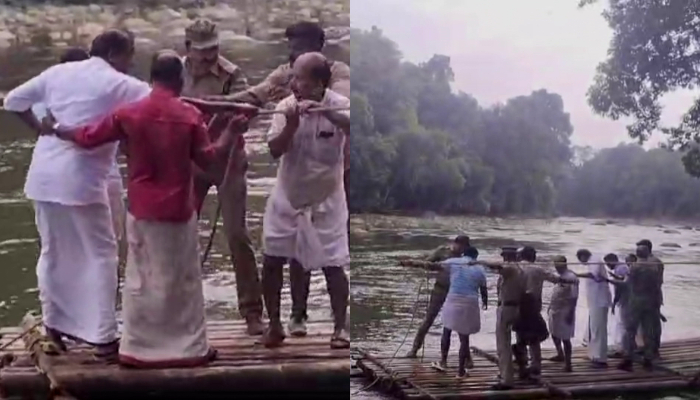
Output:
[576, 249, 611, 368]
[604, 253, 630, 357]
[3, 30, 151, 357]
[260, 52, 350, 349]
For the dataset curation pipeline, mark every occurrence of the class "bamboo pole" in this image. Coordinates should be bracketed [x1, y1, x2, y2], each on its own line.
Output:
[180, 97, 348, 116]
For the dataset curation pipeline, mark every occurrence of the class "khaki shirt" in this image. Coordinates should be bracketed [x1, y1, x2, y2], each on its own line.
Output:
[235, 60, 350, 105]
[181, 55, 249, 171]
[497, 262, 526, 304]
[234, 60, 351, 170]
[627, 257, 663, 308]
[182, 55, 248, 99]
[521, 261, 560, 300]
[427, 245, 453, 288]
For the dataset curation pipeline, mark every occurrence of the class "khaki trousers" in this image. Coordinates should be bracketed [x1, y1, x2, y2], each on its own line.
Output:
[194, 158, 263, 319]
[496, 305, 519, 385]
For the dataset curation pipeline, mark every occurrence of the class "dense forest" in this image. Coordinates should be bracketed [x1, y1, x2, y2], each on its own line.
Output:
[347, 27, 700, 219]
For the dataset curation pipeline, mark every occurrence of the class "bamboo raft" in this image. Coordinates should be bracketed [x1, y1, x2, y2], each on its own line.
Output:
[0, 317, 349, 399]
[355, 339, 700, 399]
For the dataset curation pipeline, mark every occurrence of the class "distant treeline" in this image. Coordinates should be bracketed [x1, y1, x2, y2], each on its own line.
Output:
[347, 27, 700, 219]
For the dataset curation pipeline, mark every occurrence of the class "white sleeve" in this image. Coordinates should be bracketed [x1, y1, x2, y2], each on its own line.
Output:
[267, 97, 294, 142]
[334, 93, 350, 119]
[588, 260, 604, 279]
[4, 71, 49, 112]
[115, 77, 151, 105]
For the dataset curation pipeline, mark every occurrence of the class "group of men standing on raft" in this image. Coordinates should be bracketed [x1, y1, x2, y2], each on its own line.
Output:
[2, 18, 350, 367]
[401, 236, 665, 390]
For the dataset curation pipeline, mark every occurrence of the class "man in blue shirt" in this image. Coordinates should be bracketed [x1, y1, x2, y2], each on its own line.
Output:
[401, 246, 488, 377]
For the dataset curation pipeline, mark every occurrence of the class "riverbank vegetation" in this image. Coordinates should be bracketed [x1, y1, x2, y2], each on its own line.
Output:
[347, 27, 700, 219]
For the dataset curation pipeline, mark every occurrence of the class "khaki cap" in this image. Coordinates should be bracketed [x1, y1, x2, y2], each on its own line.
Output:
[185, 19, 219, 49]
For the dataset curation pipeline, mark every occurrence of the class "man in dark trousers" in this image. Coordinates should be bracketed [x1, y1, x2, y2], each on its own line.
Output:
[405, 235, 471, 358]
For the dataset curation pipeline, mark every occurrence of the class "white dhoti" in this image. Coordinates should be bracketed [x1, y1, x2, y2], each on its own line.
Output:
[548, 307, 575, 340]
[442, 295, 480, 335]
[262, 183, 349, 270]
[34, 200, 118, 344]
[587, 306, 609, 362]
[612, 306, 627, 351]
[107, 175, 125, 243]
[119, 213, 210, 367]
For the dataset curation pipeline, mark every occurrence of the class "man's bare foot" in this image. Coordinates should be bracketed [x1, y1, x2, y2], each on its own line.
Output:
[258, 325, 286, 348]
[245, 315, 265, 336]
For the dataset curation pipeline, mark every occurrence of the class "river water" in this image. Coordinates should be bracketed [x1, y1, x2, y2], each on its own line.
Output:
[0, 41, 349, 326]
[349, 214, 700, 399]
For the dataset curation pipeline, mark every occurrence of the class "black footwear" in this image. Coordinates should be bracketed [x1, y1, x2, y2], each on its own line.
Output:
[548, 354, 564, 362]
[642, 358, 653, 371]
[617, 360, 633, 372]
[609, 351, 624, 359]
[405, 350, 418, 358]
[563, 364, 572, 373]
[590, 361, 608, 369]
[491, 383, 514, 391]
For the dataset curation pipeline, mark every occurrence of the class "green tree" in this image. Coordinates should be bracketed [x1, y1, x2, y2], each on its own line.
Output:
[349, 27, 574, 216]
[581, 0, 700, 175]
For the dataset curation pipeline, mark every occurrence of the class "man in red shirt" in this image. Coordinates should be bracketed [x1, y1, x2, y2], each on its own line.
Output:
[44, 50, 256, 368]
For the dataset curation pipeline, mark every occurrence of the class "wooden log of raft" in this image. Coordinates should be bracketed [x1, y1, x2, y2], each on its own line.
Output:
[471, 346, 572, 399]
[19, 313, 77, 400]
[55, 359, 348, 396]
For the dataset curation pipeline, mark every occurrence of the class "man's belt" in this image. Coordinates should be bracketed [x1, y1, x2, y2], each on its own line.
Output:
[498, 301, 519, 307]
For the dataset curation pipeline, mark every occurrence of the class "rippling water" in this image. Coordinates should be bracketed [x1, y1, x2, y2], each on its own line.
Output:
[0, 41, 349, 327]
[349, 214, 700, 399]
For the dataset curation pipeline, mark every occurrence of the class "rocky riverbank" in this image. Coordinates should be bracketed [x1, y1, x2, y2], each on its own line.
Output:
[0, 0, 349, 51]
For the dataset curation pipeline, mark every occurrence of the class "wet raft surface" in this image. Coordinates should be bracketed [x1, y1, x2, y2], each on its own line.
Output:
[356, 339, 700, 399]
[0, 320, 349, 398]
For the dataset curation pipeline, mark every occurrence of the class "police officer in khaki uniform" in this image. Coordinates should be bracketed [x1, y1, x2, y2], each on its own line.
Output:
[477, 247, 526, 390]
[182, 19, 264, 335]
[203, 21, 350, 337]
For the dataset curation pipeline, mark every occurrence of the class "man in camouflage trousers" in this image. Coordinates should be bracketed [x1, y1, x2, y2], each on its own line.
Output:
[182, 19, 264, 335]
[618, 243, 663, 371]
[205, 21, 350, 337]
[636, 239, 664, 357]
[405, 235, 471, 358]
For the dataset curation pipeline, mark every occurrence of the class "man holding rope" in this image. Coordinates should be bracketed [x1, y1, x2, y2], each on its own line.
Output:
[181, 19, 265, 336]
[259, 52, 350, 349]
[404, 235, 471, 358]
[205, 21, 350, 337]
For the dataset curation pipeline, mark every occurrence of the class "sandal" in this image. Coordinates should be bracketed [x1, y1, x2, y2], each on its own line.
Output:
[257, 326, 286, 348]
[330, 330, 350, 349]
[431, 361, 447, 372]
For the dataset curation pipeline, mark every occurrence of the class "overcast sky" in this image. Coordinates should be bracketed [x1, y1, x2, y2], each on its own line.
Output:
[351, 0, 696, 149]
